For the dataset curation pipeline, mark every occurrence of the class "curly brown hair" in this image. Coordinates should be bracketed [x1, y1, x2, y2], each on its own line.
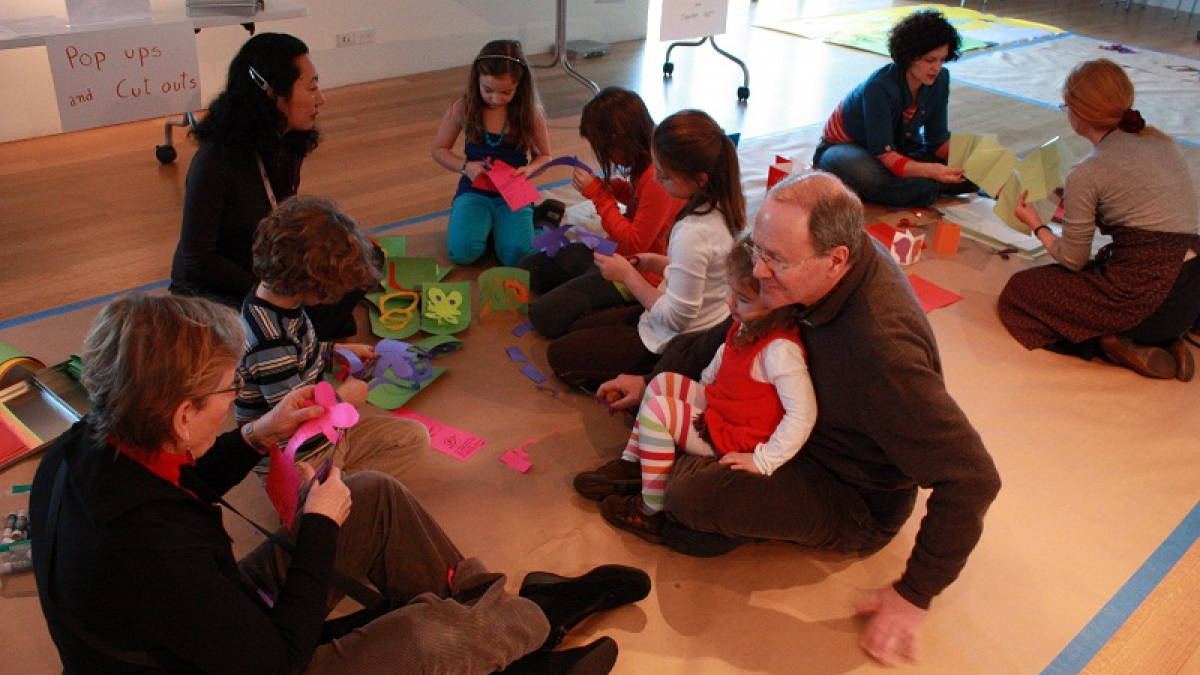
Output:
[252, 196, 380, 301]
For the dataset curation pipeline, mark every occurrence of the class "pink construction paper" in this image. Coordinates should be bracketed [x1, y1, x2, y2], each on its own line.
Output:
[268, 382, 359, 528]
[500, 448, 532, 473]
[471, 160, 542, 211]
[391, 408, 487, 461]
[907, 274, 963, 314]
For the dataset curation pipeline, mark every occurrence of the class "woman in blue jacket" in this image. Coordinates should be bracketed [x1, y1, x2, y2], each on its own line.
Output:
[813, 10, 975, 208]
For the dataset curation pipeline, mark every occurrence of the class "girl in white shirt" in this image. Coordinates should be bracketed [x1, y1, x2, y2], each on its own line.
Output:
[546, 109, 745, 390]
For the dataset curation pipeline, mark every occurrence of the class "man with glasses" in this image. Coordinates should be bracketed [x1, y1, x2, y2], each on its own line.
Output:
[584, 171, 1001, 667]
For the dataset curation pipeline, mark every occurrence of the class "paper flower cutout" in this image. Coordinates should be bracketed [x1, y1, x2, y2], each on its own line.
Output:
[371, 340, 434, 390]
[532, 221, 572, 257]
[266, 381, 360, 528]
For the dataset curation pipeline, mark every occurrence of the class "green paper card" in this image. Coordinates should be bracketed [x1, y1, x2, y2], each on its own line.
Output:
[383, 257, 440, 292]
[367, 291, 422, 340]
[411, 335, 464, 357]
[367, 366, 447, 410]
[376, 235, 406, 260]
[421, 282, 471, 335]
[478, 267, 530, 316]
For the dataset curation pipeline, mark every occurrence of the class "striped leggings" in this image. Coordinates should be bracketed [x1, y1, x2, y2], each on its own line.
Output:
[620, 372, 717, 513]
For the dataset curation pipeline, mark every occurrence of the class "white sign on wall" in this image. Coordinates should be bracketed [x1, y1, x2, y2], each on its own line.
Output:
[660, 0, 729, 42]
[44, 22, 201, 133]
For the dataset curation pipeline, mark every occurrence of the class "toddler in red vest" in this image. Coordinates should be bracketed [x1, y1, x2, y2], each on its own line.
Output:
[594, 233, 817, 543]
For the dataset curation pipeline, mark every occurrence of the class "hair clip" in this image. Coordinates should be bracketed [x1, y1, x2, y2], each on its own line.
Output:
[475, 54, 526, 68]
[248, 66, 269, 92]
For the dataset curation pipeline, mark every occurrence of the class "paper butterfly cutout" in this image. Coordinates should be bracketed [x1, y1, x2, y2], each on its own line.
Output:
[267, 381, 360, 528]
[425, 288, 463, 324]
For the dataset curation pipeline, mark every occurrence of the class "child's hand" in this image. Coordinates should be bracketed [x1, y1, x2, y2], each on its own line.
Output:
[335, 377, 370, 408]
[512, 165, 529, 178]
[594, 252, 635, 284]
[337, 342, 377, 364]
[595, 374, 647, 410]
[719, 452, 762, 474]
[572, 167, 596, 193]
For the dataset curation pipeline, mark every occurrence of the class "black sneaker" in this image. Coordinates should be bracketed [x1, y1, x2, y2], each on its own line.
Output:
[573, 459, 641, 501]
[519, 565, 651, 650]
[496, 637, 618, 675]
[661, 520, 745, 558]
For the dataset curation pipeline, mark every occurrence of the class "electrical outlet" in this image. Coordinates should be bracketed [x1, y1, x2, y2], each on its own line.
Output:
[335, 32, 354, 48]
[354, 28, 375, 45]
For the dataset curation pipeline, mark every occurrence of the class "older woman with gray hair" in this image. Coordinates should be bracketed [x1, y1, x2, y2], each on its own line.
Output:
[29, 293, 648, 675]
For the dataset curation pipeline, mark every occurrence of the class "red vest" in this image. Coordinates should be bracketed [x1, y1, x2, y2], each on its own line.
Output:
[703, 322, 803, 455]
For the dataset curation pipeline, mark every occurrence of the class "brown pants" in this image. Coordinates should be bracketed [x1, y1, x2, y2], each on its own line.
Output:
[239, 472, 550, 674]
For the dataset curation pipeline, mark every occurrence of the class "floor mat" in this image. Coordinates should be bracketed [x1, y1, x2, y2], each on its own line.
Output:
[953, 34, 1200, 146]
[756, 3, 1063, 57]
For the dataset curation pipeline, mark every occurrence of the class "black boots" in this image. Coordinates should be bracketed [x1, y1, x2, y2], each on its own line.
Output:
[497, 637, 618, 675]
[518, 564, 651, 651]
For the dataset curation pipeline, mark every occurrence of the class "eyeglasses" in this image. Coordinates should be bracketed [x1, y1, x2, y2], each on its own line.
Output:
[1058, 103, 1070, 112]
[206, 372, 245, 398]
[743, 241, 821, 273]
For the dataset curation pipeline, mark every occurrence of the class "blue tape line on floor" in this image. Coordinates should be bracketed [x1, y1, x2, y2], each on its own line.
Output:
[1039, 499, 1200, 675]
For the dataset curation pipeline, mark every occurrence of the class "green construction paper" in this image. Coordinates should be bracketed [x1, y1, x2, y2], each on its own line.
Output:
[384, 257, 441, 291]
[421, 282, 472, 335]
[1014, 136, 1071, 204]
[366, 366, 447, 410]
[411, 335, 464, 357]
[961, 136, 1019, 198]
[477, 267, 530, 316]
[376, 235, 406, 260]
[949, 132, 994, 170]
[992, 172, 1030, 234]
[367, 291, 422, 340]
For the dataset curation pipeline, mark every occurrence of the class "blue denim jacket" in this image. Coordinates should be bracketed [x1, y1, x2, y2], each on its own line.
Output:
[838, 62, 951, 157]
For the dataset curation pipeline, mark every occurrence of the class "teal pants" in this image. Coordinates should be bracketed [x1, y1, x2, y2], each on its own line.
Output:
[447, 193, 534, 267]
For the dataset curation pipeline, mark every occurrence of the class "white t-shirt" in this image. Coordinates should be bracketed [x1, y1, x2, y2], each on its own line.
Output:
[638, 209, 734, 353]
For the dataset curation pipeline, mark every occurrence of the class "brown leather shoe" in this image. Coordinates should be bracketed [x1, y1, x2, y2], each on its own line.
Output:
[573, 459, 640, 501]
[1168, 338, 1195, 382]
[1097, 335, 1177, 379]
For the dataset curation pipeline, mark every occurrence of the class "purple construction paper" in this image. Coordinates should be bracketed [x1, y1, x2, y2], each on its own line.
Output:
[506, 346, 527, 363]
[527, 155, 594, 179]
[520, 362, 549, 384]
[512, 322, 534, 337]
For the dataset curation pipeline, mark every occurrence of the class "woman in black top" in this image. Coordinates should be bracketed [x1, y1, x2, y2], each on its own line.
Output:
[169, 33, 362, 340]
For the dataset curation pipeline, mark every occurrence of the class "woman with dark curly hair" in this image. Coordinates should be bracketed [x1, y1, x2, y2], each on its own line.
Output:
[998, 58, 1200, 381]
[813, 10, 975, 207]
[169, 33, 364, 340]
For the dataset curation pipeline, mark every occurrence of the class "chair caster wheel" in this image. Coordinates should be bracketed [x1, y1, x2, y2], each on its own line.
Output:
[155, 145, 177, 164]
[663, 62, 674, 76]
[737, 86, 749, 101]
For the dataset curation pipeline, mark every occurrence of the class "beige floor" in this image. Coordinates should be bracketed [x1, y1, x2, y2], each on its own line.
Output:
[3, 1, 1200, 673]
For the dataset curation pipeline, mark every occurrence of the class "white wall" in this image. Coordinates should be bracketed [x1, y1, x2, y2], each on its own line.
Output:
[0, 0, 650, 142]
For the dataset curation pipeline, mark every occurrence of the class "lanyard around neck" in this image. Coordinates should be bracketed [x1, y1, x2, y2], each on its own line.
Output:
[256, 154, 278, 210]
